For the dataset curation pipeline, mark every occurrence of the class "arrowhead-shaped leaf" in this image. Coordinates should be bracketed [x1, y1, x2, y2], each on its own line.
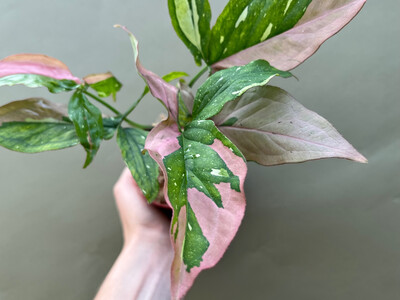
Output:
[117, 127, 160, 202]
[193, 59, 291, 120]
[115, 25, 180, 120]
[206, 0, 311, 65]
[146, 118, 247, 299]
[84, 72, 122, 101]
[168, 0, 211, 65]
[68, 90, 103, 168]
[213, 85, 367, 165]
[212, 0, 367, 72]
[0, 54, 81, 93]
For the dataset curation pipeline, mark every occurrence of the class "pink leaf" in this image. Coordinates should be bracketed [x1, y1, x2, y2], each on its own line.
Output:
[214, 86, 367, 165]
[212, 0, 367, 72]
[0, 54, 81, 83]
[145, 119, 247, 299]
[115, 25, 179, 120]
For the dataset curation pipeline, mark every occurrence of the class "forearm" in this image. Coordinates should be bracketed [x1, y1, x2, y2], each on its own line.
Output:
[94, 231, 173, 300]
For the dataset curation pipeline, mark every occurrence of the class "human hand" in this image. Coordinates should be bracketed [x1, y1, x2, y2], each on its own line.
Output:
[113, 167, 171, 246]
[95, 168, 173, 300]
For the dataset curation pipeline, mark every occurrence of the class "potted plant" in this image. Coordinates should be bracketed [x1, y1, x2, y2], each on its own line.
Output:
[0, 0, 367, 298]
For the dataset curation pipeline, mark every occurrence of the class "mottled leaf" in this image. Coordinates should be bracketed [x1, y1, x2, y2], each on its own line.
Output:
[193, 59, 291, 120]
[145, 118, 246, 299]
[0, 122, 79, 152]
[212, 0, 367, 72]
[214, 85, 367, 165]
[0, 98, 67, 124]
[115, 25, 180, 120]
[117, 127, 160, 202]
[68, 90, 103, 168]
[84, 72, 122, 101]
[168, 0, 211, 65]
[0, 54, 81, 93]
[207, 0, 311, 64]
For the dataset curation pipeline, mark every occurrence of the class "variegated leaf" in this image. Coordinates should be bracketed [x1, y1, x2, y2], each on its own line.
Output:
[115, 25, 181, 120]
[0, 98, 67, 124]
[117, 127, 160, 202]
[0, 54, 81, 93]
[168, 0, 211, 65]
[84, 72, 122, 101]
[206, 0, 311, 64]
[212, 0, 367, 72]
[193, 59, 291, 120]
[145, 118, 247, 299]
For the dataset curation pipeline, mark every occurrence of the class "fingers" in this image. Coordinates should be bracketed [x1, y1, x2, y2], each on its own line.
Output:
[113, 168, 170, 240]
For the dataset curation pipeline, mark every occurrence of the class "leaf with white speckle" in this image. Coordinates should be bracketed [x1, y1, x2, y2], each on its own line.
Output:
[145, 118, 247, 299]
[192, 59, 291, 120]
[117, 127, 160, 202]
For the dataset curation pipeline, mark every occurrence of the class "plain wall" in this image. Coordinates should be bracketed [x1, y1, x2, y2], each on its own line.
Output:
[0, 1, 399, 299]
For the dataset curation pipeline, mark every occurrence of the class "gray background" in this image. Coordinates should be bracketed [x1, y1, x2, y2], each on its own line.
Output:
[0, 1, 399, 299]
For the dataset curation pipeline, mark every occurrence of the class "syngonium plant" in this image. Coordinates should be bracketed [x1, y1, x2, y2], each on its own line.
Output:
[0, 0, 367, 298]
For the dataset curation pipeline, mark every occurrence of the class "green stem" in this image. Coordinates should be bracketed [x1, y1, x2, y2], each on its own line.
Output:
[189, 65, 209, 88]
[83, 91, 120, 115]
[83, 90, 151, 130]
[118, 91, 151, 130]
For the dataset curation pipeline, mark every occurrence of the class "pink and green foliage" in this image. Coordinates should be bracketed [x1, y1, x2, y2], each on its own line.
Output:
[212, 0, 367, 72]
[0, 1, 367, 299]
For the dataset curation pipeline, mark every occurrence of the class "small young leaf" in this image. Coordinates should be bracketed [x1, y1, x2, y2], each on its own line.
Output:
[178, 80, 194, 115]
[0, 122, 79, 152]
[68, 90, 103, 168]
[168, 0, 211, 65]
[212, 0, 367, 72]
[117, 127, 160, 202]
[102, 117, 122, 140]
[115, 25, 180, 120]
[0, 54, 81, 93]
[145, 118, 247, 299]
[214, 85, 367, 165]
[0, 98, 67, 123]
[192, 59, 291, 120]
[206, 0, 311, 64]
[84, 72, 122, 101]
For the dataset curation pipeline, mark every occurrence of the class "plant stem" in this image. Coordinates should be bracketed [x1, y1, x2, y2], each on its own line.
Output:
[119, 91, 152, 130]
[83, 91, 121, 115]
[83, 90, 151, 130]
[189, 65, 209, 88]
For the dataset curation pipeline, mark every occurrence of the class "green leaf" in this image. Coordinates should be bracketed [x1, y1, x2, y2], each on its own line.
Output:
[0, 121, 79, 152]
[68, 90, 103, 168]
[192, 59, 292, 120]
[102, 117, 122, 140]
[206, 0, 311, 64]
[84, 72, 122, 101]
[0, 74, 80, 93]
[177, 90, 192, 129]
[163, 120, 242, 271]
[117, 127, 160, 202]
[143, 71, 189, 96]
[168, 0, 211, 65]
